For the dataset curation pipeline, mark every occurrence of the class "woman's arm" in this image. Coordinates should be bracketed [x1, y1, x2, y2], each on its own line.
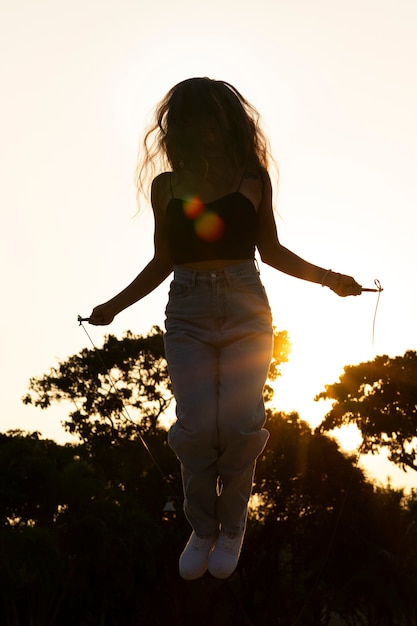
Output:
[256, 170, 362, 296]
[89, 176, 173, 325]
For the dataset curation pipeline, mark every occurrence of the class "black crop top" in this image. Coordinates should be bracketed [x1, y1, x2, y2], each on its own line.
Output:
[165, 191, 258, 264]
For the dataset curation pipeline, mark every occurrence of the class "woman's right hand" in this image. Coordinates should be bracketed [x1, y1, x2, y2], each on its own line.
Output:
[88, 303, 117, 325]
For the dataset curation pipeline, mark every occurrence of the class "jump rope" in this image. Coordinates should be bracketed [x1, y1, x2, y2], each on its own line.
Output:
[292, 278, 383, 625]
[78, 279, 383, 620]
[77, 315, 179, 503]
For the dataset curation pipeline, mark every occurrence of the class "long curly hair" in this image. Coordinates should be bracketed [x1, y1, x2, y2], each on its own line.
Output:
[135, 77, 274, 205]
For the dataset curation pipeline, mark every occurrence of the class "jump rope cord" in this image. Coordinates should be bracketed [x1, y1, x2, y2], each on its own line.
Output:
[370, 279, 383, 345]
[78, 280, 383, 609]
[77, 317, 179, 501]
[293, 279, 383, 625]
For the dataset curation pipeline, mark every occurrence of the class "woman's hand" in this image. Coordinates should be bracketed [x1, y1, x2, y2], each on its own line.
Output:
[324, 271, 362, 297]
[88, 303, 117, 325]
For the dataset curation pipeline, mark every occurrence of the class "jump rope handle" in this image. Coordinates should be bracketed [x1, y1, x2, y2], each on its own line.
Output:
[361, 279, 383, 293]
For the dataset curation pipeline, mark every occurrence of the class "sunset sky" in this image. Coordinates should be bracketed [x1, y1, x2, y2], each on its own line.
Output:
[2, 0, 416, 489]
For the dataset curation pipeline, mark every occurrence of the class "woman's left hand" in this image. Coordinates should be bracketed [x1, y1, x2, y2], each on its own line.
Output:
[325, 272, 362, 297]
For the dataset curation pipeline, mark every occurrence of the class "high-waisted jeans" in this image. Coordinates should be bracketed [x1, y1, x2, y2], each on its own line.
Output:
[164, 260, 273, 536]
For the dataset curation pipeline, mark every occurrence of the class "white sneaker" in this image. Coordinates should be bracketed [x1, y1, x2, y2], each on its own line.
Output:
[208, 530, 244, 579]
[179, 531, 218, 580]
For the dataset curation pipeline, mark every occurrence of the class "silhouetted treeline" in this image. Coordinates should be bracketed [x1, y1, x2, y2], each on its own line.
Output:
[1, 417, 417, 626]
[6, 328, 417, 625]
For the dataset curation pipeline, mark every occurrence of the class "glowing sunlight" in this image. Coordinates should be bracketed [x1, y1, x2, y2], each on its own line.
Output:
[2, 0, 417, 495]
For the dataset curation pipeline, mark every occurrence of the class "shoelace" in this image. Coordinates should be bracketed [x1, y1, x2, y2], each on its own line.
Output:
[217, 532, 243, 553]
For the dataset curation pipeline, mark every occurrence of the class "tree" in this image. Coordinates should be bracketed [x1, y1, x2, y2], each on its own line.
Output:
[246, 410, 417, 626]
[246, 410, 373, 625]
[315, 350, 417, 472]
[23, 326, 172, 443]
[0, 430, 170, 626]
[264, 328, 291, 404]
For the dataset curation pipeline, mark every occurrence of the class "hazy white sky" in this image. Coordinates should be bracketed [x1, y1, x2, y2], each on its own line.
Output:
[2, 0, 416, 489]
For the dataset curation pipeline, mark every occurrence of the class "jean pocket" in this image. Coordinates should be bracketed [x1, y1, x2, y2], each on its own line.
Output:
[231, 273, 268, 299]
[168, 279, 193, 299]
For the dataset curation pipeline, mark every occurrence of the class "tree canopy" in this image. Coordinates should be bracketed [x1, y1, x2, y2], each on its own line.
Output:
[316, 350, 417, 472]
[23, 326, 172, 442]
[8, 329, 417, 624]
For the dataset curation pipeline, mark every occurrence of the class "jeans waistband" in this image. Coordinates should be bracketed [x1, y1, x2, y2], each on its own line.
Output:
[173, 260, 258, 285]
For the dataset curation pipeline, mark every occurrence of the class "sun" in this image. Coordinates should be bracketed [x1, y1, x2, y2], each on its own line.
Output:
[262, 265, 367, 453]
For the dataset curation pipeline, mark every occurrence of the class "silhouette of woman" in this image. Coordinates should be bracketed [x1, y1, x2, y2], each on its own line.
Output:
[88, 77, 362, 580]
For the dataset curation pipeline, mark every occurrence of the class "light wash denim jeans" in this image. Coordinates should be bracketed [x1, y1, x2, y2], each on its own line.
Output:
[164, 260, 273, 536]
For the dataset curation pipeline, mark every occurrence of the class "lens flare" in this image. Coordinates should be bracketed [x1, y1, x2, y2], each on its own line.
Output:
[195, 212, 225, 242]
[184, 196, 205, 219]
[182, 196, 225, 242]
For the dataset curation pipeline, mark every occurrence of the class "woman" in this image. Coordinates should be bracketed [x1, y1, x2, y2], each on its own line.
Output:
[89, 77, 362, 580]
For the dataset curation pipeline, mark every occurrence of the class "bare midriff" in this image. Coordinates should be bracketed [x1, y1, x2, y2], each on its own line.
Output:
[178, 258, 252, 271]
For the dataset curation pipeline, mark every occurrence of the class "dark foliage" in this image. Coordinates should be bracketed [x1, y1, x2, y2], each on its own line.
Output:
[1, 421, 417, 625]
[316, 351, 417, 472]
[23, 327, 172, 441]
[3, 332, 417, 624]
